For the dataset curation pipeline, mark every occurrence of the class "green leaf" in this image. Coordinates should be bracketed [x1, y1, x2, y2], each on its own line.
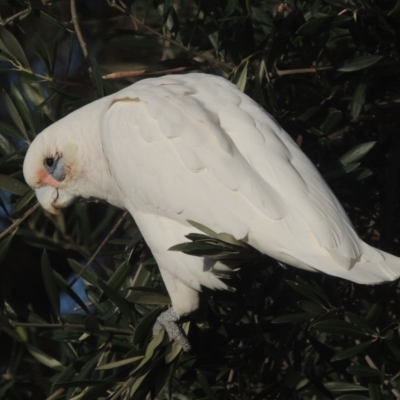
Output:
[12, 189, 36, 215]
[2, 90, 28, 141]
[286, 278, 324, 305]
[126, 288, 171, 305]
[133, 307, 161, 346]
[0, 132, 16, 155]
[324, 382, 368, 392]
[345, 312, 376, 334]
[313, 320, 372, 336]
[68, 259, 98, 287]
[52, 270, 91, 315]
[369, 383, 384, 400]
[41, 250, 60, 318]
[11, 84, 36, 136]
[0, 26, 29, 68]
[347, 365, 382, 377]
[25, 344, 64, 371]
[272, 313, 314, 323]
[320, 110, 342, 135]
[338, 395, 370, 400]
[107, 259, 133, 291]
[96, 355, 144, 370]
[0, 174, 29, 195]
[297, 301, 325, 315]
[297, 15, 351, 36]
[331, 340, 375, 361]
[0, 121, 26, 142]
[51, 353, 97, 392]
[187, 220, 248, 247]
[350, 84, 367, 120]
[197, 370, 218, 400]
[0, 234, 13, 267]
[91, 57, 104, 98]
[338, 55, 383, 72]
[97, 279, 136, 324]
[339, 142, 376, 165]
[236, 61, 248, 92]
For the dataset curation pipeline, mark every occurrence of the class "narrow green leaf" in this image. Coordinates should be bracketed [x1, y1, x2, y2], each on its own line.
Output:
[272, 313, 314, 323]
[187, 220, 248, 247]
[0, 132, 16, 155]
[338, 395, 370, 400]
[53, 270, 90, 315]
[350, 84, 367, 120]
[96, 355, 144, 370]
[41, 250, 60, 317]
[0, 121, 26, 142]
[67, 259, 98, 287]
[197, 370, 218, 400]
[12, 189, 36, 215]
[0, 174, 29, 195]
[339, 142, 376, 165]
[331, 340, 375, 361]
[2, 90, 28, 141]
[236, 61, 248, 92]
[133, 307, 162, 346]
[26, 344, 64, 370]
[369, 383, 384, 400]
[11, 84, 36, 136]
[338, 55, 383, 72]
[286, 279, 323, 305]
[297, 301, 325, 315]
[325, 382, 368, 392]
[0, 26, 29, 68]
[97, 279, 135, 324]
[107, 260, 132, 291]
[297, 15, 351, 36]
[347, 365, 382, 377]
[345, 312, 376, 334]
[0, 237, 14, 282]
[91, 57, 104, 97]
[313, 320, 372, 336]
[126, 289, 171, 305]
[51, 353, 96, 392]
[320, 110, 342, 135]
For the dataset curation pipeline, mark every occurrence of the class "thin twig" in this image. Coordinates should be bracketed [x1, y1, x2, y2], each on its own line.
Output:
[0, 203, 40, 241]
[0, 8, 30, 26]
[45, 388, 65, 400]
[68, 211, 128, 288]
[70, 0, 92, 74]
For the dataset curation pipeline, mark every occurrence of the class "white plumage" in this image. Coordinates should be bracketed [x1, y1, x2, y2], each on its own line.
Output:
[23, 73, 400, 344]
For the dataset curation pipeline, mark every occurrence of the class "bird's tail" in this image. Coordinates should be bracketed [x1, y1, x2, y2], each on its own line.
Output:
[344, 242, 400, 284]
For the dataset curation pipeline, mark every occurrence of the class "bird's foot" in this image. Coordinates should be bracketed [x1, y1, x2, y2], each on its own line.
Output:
[153, 307, 191, 352]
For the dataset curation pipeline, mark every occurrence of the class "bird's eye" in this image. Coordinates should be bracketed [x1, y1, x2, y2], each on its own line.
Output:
[45, 157, 55, 168]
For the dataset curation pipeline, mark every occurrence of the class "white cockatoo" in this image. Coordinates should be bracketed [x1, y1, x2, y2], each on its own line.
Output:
[23, 73, 400, 350]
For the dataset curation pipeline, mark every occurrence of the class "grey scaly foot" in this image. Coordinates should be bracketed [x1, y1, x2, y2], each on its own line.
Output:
[153, 307, 191, 352]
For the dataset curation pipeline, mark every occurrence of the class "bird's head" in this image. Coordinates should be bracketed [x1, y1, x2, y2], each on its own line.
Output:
[23, 128, 82, 215]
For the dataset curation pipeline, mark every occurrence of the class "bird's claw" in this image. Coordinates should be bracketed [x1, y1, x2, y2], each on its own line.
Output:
[153, 307, 191, 352]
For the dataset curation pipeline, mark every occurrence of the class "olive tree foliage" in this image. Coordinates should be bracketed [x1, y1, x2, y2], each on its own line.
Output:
[0, 0, 400, 399]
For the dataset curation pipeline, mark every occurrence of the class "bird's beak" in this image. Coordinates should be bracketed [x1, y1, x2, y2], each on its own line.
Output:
[35, 186, 76, 215]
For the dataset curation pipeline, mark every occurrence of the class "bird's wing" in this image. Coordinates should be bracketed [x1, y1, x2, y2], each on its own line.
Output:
[101, 73, 362, 271]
